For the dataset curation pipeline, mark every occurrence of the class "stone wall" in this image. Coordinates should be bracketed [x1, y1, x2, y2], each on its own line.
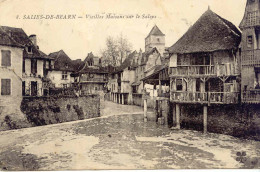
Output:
[132, 94, 143, 106]
[167, 103, 260, 140]
[20, 95, 100, 127]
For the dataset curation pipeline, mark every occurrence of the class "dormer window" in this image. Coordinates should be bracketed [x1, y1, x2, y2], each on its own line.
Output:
[247, 35, 253, 48]
[65, 63, 69, 69]
[27, 46, 32, 53]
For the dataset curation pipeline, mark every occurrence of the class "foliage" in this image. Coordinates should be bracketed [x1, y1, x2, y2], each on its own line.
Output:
[100, 33, 132, 67]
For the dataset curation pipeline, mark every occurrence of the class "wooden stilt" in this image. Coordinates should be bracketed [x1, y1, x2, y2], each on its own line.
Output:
[144, 99, 148, 122]
[122, 94, 125, 105]
[176, 104, 180, 129]
[203, 105, 208, 133]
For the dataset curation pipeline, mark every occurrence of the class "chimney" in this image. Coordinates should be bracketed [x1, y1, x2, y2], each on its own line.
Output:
[29, 34, 37, 47]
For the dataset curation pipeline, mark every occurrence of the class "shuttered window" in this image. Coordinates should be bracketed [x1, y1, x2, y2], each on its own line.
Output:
[1, 50, 11, 67]
[31, 59, 37, 74]
[1, 79, 11, 95]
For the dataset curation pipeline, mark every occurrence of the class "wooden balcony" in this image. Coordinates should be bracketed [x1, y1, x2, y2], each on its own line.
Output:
[80, 78, 108, 83]
[242, 90, 260, 104]
[242, 49, 260, 66]
[170, 64, 238, 77]
[171, 91, 239, 104]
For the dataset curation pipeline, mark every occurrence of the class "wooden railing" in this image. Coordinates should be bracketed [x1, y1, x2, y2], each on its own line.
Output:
[170, 64, 238, 77]
[242, 90, 260, 104]
[171, 92, 208, 103]
[158, 92, 170, 98]
[81, 78, 108, 82]
[242, 49, 260, 66]
[171, 65, 215, 76]
[171, 91, 239, 104]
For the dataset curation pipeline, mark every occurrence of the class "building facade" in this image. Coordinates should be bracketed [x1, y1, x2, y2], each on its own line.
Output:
[0, 27, 24, 117]
[48, 50, 76, 89]
[239, 0, 260, 103]
[0, 26, 54, 97]
[168, 9, 241, 131]
[74, 52, 110, 95]
[145, 25, 166, 56]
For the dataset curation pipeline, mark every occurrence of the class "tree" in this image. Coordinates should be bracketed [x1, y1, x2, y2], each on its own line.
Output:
[100, 34, 132, 67]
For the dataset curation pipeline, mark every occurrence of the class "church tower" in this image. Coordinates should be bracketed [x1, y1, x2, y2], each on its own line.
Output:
[145, 25, 165, 55]
[239, 0, 260, 103]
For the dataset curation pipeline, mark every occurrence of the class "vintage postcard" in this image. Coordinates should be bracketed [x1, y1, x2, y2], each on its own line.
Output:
[0, 0, 259, 170]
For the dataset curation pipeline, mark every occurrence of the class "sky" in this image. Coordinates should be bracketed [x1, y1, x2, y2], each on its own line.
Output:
[0, 0, 247, 60]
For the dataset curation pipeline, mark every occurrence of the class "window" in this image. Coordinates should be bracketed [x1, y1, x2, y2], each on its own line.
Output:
[1, 50, 11, 67]
[157, 38, 160, 42]
[62, 71, 68, 80]
[31, 59, 37, 74]
[1, 79, 11, 95]
[63, 84, 67, 89]
[247, 36, 253, 48]
[65, 63, 68, 69]
[196, 79, 201, 92]
[22, 59, 25, 73]
[45, 61, 50, 69]
[176, 79, 183, 91]
[27, 46, 32, 53]
[22, 81, 25, 96]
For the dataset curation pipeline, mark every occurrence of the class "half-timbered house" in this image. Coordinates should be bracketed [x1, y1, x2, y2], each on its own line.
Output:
[168, 9, 241, 131]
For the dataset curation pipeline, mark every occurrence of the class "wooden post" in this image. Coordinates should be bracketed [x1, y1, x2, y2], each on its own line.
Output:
[144, 99, 148, 122]
[203, 105, 208, 133]
[159, 80, 162, 96]
[122, 94, 125, 105]
[113, 93, 115, 102]
[176, 104, 180, 129]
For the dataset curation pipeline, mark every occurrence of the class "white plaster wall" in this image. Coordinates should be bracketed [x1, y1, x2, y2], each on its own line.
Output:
[0, 45, 23, 116]
[47, 70, 73, 88]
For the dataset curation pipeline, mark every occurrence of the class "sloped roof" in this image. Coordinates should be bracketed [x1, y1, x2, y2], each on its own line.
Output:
[168, 9, 241, 54]
[141, 47, 160, 65]
[146, 25, 165, 38]
[77, 65, 114, 74]
[84, 52, 100, 65]
[72, 59, 85, 71]
[49, 50, 75, 71]
[0, 26, 52, 59]
[141, 64, 167, 81]
[116, 51, 137, 72]
[0, 27, 23, 48]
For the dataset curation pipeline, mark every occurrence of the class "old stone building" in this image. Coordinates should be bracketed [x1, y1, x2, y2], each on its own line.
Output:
[0, 27, 24, 118]
[76, 52, 108, 95]
[145, 25, 166, 56]
[48, 50, 76, 89]
[239, 0, 260, 104]
[109, 51, 138, 104]
[0, 26, 54, 97]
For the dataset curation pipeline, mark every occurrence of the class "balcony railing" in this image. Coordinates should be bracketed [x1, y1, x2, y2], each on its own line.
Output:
[158, 92, 170, 98]
[170, 64, 238, 77]
[242, 90, 260, 104]
[242, 49, 260, 66]
[81, 78, 108, 82]
[171, 91, 239, 104]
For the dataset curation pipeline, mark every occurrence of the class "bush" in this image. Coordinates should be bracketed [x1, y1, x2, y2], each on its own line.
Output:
[4, 115, 18, 129]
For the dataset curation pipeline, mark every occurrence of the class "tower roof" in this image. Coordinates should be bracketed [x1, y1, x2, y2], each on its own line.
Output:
[146, 25, 165, 38]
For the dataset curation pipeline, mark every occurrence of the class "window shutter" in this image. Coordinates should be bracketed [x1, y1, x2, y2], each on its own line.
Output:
[1, 79, 11, 95]
[1, 50, 11, 67]
[6, 79, 10, 95]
